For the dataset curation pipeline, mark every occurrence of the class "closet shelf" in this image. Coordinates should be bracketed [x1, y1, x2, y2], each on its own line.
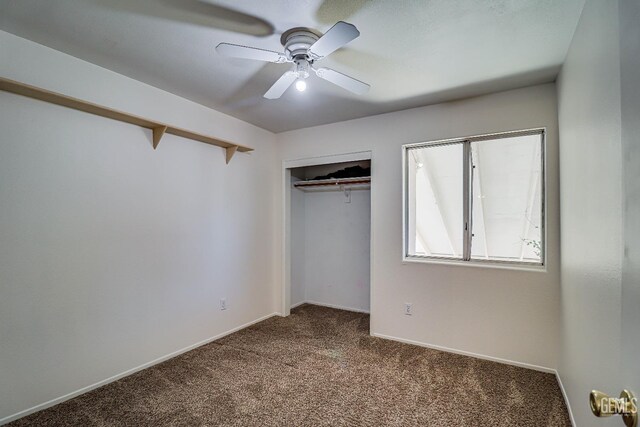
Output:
[293, 176, 371, 190]
[0, 77, 253, 163]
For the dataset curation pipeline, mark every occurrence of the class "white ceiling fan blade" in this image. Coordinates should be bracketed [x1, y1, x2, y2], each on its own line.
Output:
[264, 71, 298, 99]
[308, 21, 360, 59]
[315, 67, 370, 95]
[216, 43, 286, 63]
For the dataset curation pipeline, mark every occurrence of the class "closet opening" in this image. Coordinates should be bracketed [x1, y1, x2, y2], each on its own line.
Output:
[283, 154, 372, 321]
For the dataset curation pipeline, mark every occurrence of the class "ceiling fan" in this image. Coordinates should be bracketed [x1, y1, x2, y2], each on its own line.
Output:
[216, 21, 370, 99]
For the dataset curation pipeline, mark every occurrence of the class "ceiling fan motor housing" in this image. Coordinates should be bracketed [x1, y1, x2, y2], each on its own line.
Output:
[281, 28, 320, 61]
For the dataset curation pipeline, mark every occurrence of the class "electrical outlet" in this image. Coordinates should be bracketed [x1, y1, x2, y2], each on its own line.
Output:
[220, 298, 227, 311]
[404, 303, 412, 316]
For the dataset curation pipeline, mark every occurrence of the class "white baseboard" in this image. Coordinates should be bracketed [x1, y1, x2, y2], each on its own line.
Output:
[292, 300, 370, 314]
[371, 332, 555, 374]
[554, 370, 576, 426]
[289, 301, 306, 309]
[0, 312, 279, 426]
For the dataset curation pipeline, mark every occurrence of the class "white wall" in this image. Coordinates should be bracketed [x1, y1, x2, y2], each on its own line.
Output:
[277, 83, 561, 370]
[290, 187, 371, 313]
[556, 1, 621, 425]
[0, 31, 278, 423]
[557, 0, 640, 425]
[619, 0, 640, 396]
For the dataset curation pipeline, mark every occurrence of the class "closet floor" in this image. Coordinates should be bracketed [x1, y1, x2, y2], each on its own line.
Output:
[10, 304, 570, 426]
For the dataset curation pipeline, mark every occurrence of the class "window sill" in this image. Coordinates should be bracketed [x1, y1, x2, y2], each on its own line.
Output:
[402, 256, 547, 273]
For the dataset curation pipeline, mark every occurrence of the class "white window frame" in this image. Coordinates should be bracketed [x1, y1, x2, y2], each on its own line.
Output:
[402, 128, 546, 270]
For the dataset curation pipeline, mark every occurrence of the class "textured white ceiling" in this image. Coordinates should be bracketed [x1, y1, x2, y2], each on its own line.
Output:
[0, 0, 584, 133]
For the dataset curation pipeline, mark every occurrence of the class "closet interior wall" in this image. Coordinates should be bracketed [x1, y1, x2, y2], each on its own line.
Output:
[290, 161, 371, 313]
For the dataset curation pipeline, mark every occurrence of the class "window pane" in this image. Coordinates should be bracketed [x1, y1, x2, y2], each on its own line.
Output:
[406, 143, 463, 258]
[470, 134, 543, 263]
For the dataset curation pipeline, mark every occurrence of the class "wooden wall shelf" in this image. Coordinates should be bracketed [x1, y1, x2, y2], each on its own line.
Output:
[0, 77, 253, 163]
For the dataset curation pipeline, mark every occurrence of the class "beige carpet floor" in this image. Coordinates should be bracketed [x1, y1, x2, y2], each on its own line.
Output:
[10, 304, 571, 426]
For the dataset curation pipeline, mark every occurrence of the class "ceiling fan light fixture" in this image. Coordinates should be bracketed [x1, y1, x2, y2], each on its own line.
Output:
[295, 79, 307, 92]
[295, 58, 310, 79]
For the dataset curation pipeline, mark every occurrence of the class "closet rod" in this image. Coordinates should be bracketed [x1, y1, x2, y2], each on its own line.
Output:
[293, 177, 371, 188]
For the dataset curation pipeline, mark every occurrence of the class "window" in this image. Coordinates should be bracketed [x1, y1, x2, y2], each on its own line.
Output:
[403, 129, 544, 266]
